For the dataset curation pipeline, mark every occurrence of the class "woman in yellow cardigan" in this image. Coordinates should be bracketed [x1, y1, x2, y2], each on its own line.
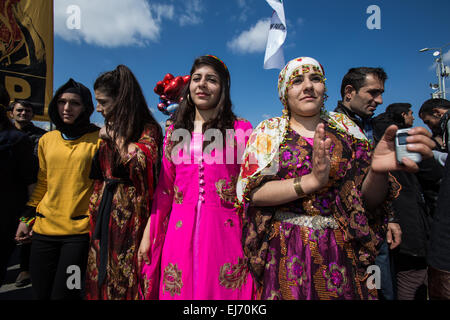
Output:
[15, 79, 100, 299]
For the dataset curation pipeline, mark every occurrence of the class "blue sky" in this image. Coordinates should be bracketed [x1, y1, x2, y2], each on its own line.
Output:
[49, 0, 450, 130]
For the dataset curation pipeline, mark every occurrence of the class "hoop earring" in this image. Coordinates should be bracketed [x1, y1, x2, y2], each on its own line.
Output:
[187, 92, 195, 106]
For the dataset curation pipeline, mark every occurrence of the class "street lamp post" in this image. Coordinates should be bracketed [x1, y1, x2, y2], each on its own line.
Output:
[420, 43, 450, 99]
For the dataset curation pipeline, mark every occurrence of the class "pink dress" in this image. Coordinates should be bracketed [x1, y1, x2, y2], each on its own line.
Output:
[141, 119, 255, 300]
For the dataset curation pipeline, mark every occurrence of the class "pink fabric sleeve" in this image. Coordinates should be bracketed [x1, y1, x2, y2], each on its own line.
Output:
[140, 127, 176, 299]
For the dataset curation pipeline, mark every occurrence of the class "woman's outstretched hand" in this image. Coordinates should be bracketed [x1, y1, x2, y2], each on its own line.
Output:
[371, 125, 435, 173]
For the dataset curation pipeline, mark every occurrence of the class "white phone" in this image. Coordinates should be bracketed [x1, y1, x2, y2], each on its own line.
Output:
[395, 128, 422, 163]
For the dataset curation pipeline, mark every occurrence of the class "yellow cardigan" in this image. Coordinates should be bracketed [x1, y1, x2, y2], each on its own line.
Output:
[28, 130, 100, 236]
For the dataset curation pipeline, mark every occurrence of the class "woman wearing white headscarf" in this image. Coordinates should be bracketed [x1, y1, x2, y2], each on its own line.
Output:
[237, 57, 435, 300]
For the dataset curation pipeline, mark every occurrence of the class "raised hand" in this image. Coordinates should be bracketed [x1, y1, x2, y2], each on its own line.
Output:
[305, 123, 332, 192]
[371, 125, 435, 173]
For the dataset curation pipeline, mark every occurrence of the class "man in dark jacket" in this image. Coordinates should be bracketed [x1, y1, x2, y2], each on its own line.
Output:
[424, 98, 450, 299]
[0, 86, 36, 288]
[9, 100, 47, 156]
[7, 100, 46, 287]
[334, 67, 401, 300]
[373, 103, 443, 300]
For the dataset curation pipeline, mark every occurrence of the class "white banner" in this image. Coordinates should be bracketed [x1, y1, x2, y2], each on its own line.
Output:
[263, 0, 286, 70]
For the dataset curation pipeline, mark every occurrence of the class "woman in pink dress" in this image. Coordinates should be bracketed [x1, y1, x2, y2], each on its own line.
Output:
[138, 55, 254, 300]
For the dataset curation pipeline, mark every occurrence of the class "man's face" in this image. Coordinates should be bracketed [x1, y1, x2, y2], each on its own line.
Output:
[403, 110, 414, 128]
[420, 110, 443, 133]
[346, 74, 384, 118]
[12, 103, 33, 124]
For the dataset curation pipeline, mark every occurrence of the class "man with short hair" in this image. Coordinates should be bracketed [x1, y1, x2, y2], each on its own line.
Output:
[419, 98, 450, 155]
[9, 100, 46, 156]
[335, 67, 387, 142]
[8, 100, 46, 288]
[334, 67, 400, 300]
[0, 87, 35, 288]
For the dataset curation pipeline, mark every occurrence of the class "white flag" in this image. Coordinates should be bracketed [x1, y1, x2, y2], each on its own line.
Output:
[264, 0, 287, 70]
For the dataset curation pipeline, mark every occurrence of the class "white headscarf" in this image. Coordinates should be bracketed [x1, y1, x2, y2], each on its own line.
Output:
[236, 57, 367, 203]
[277, 57, 326, 109]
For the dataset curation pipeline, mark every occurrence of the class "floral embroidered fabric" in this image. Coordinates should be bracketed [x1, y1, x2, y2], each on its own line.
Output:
[85, 125, 160, 300]
[238, 114, 397, 300]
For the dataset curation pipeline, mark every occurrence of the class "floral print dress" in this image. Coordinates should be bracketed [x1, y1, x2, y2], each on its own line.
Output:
[85, 125, 160, 300]
[238, 113, 398, 300]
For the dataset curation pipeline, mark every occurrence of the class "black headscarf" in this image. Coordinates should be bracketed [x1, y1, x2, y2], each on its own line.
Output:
[48, 78, 99, 138]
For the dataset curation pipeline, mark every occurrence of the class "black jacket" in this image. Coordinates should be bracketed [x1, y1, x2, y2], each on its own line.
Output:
[20, 122, 46, 156]
[428, 115, 450, 271]
[372, 112, 443, 257]
[334, 101, 370, 132]
[0, 129, 36, 219]
[391, 159, 442, 257]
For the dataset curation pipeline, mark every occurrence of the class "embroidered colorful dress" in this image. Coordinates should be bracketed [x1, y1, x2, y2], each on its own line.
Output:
[237, 112, 398, 300]
[141, 119, 255, 300]
[85, 125, 160, 300]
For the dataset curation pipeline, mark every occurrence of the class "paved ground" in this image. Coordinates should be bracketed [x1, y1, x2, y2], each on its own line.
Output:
[0, 246, 33, 300]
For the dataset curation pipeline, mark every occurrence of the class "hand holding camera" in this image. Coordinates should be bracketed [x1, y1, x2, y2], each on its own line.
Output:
[395, 128, 422, 164]
[371, 125, 435, 174]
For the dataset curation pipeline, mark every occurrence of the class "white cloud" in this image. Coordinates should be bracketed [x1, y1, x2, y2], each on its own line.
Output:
[151, 3, 175, 21]
[444, 49, 450, 63]
[234, 0, 250, 22]
[54, 0, 174, 47]
[179, 0, 204, 26]
[262, 113, 272, 119]
[227, 18, 270, 54]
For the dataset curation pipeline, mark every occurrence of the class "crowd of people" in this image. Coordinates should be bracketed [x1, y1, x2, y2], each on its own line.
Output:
[1, 54, 449, 300]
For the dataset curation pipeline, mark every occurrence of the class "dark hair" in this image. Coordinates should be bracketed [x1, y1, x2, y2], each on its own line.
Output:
[340, 67, 387, 99]
[172, 55, 236, 149]
[9, 99, 34, 113]
[385, 103, 412, 128]
[94, 64, 163, 172]
[419, 98, 450, 118]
